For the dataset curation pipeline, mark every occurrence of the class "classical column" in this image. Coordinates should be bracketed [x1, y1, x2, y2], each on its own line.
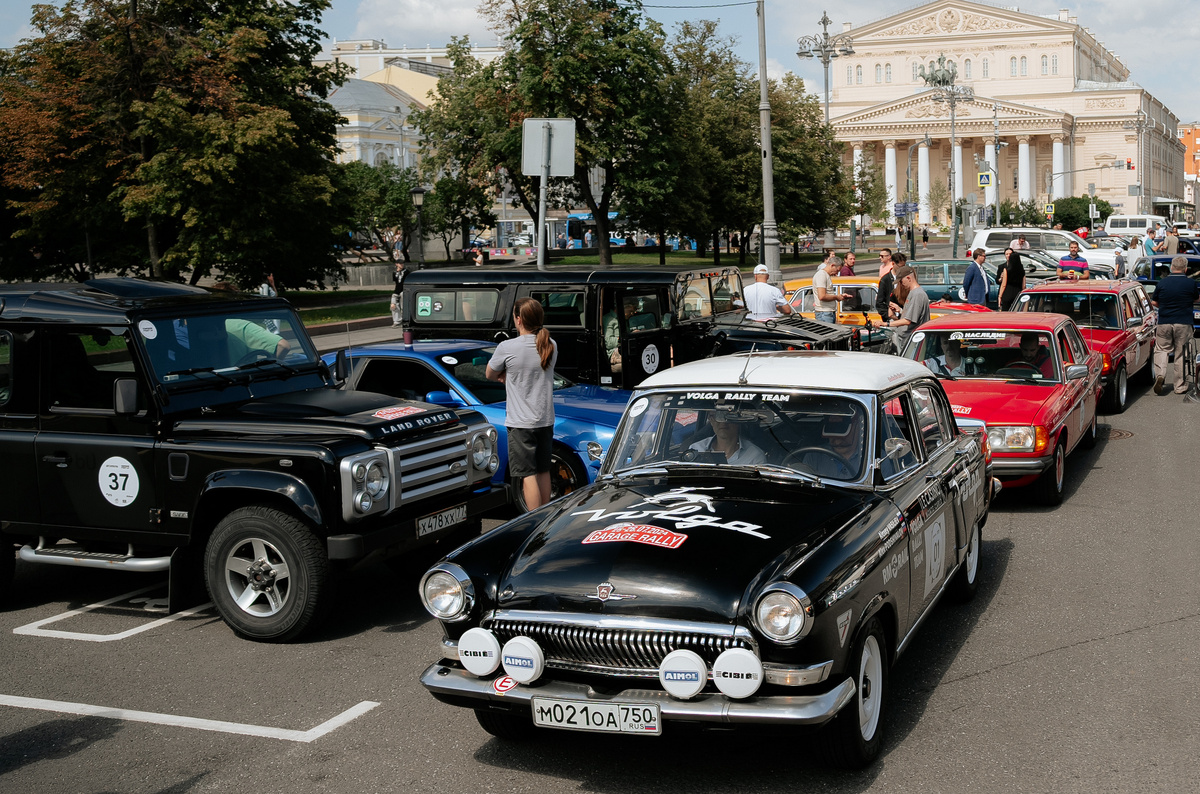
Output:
[1051, 134, 1065, 200]
[918, 141, 931, 225]
[1017, 136, 1031, 203]
[984, 141, 997, 208]
[1029, 140, 1039, 202]
[953, 139, 964, 204]
[884, 140, 898, 223]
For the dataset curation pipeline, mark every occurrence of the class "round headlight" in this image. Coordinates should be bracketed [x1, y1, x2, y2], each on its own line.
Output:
[354, 491, 373, 513]
[472, 434, 494, 469]
[754, 584, 811, 643]
[364, 460, 388, 496]
[419, 564, 474, 621]
[351, 462, 368, 482]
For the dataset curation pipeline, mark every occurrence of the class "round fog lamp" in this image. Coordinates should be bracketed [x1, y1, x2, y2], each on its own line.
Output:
[658, 649, 707, 699]
[712, 648, 763, 699]
[458, 627, 502, 676]
[500, 636, 545, 684]
[351, 462, 367, 481]
[354, 491, 373, 513]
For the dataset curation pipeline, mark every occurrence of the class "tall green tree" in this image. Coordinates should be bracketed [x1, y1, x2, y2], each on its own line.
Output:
[0, 0, 350, 287]
[1052, 195, 1113, 230]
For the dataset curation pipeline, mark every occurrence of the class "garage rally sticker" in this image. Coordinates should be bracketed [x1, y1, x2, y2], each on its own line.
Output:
[583, 523, 688, 549]
[373, 406, 425, 420]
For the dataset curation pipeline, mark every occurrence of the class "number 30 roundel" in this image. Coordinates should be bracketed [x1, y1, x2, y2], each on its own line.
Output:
[98, 456, 140, 507]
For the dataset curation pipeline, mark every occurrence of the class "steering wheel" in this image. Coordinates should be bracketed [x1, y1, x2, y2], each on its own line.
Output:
[997, 362, 1040, 378]
[782, 446, 854, 475]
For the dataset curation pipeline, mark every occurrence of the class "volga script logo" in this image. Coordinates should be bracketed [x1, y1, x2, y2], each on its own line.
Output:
[571, 487, 770, 539]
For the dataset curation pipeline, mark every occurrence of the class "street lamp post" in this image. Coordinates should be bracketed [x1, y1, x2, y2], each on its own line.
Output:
[411, 186, 426, 270]
[920, 54, 973, 258]
[796, 11, 855, 127]
[1123, 108, 1148, 214]
[756, 0, 781, 283]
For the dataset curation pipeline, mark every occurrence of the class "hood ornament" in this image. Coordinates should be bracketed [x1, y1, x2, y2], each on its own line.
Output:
[586, 581, 637, 602]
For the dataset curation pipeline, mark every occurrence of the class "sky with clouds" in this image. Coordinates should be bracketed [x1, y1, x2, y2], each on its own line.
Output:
[2, 0, 1197, 120]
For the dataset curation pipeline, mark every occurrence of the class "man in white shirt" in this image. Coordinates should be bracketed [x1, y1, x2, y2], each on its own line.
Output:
[1010, 234, 1031, 250]
[689, 414, 766, 465]
[742, 264, 793, 321]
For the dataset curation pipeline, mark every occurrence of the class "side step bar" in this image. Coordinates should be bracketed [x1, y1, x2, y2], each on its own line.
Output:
[19, 539, 171, 572]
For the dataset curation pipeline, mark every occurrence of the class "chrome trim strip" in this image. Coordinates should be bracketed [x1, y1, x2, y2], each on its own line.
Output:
[483, 610, 754, 642]
[762, 660, 833, 686]
[420, 663, 855, 726]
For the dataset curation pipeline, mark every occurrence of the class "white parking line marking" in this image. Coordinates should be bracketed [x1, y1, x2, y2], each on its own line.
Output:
[12, 585, 214, 642]
[0, 694, 380, 742]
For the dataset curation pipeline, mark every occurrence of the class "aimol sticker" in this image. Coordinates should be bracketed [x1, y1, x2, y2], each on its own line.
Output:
[582, 523, 688, 550]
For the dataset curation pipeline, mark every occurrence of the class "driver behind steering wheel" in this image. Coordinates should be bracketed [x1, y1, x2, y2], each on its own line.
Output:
[1006, 331, 1055, 378]
[797, 412, 864, 479]
[687, 412, 766, 465]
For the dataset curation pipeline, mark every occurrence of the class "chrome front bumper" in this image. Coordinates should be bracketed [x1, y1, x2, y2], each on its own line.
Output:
[420, 662, 856, 726]
[991, 454, 1054, 477]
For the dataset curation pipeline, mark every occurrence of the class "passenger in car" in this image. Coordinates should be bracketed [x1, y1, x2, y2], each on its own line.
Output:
[688, 413, 766, 465]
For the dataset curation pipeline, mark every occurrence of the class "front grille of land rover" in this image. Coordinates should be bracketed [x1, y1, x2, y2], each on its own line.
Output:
[485, 613, 755, 678]
[389, 426, 471, 505]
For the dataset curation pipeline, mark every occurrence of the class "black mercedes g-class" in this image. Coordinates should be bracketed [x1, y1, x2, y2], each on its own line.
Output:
[400, 266, 857, 389]
[0, 279, 507, 641]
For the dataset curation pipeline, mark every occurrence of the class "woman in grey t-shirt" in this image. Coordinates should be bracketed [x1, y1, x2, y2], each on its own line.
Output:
[486, 298, 558, 510]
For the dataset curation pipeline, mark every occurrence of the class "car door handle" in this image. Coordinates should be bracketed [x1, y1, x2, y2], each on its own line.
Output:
[42, 454, 69, 467]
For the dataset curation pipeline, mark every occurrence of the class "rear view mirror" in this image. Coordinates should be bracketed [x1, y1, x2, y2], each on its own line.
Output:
[1066, 364, 1089, 381]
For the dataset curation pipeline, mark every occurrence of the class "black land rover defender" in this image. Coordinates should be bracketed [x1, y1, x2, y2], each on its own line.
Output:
[400, 266, 857, 389]
[0, 279, 507, 641]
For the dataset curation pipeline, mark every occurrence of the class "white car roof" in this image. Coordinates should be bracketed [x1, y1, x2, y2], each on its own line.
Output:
[639, 351, 933, 393]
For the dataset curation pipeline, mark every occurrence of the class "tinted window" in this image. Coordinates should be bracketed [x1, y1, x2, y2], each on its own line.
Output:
[986, 232, 1016, 247]
[915, 263, 946, 284]
[878, 395, 920, 478]
[46, 328, 135, 410]
[1109, 218, 1128, 229]
[912, 385, 948, 454]
[530, 290, 585, 327]
[621, 292, 664, 333]
[414, 290, 500, 323]
[0, 332, 10, 406]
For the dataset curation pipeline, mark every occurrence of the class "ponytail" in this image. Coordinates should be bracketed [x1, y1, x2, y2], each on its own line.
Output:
[514, 297, 554, 370]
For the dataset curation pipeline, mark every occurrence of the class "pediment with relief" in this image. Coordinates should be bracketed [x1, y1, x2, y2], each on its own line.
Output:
[851, 1, 1072, 41]
[878, 8, 1038, 37]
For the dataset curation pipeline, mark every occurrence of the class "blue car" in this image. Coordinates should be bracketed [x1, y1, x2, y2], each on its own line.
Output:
[323, 340, 632, 510]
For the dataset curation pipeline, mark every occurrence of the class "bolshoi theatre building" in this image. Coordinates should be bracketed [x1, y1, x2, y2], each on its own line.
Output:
[825, 0, 1186, 225]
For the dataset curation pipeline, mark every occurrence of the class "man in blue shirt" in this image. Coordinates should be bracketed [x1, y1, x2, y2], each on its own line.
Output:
[963, 249, 990, 305]
[1057, 241, 1090, 280]
[1151, 256, 1200, 394]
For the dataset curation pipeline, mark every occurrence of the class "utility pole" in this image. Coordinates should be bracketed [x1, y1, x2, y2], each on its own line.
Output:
[921, 54, 973, 258]
[757, 0, 781, 283]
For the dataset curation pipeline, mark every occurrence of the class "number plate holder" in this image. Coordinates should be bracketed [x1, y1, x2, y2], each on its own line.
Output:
[531, 697, 661, 735]
[416, 504, 467, 537]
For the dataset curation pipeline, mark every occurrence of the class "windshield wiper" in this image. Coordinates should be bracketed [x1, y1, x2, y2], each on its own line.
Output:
[234, 357, 299, 375]
[754, 464, 825, 487]
[164, 366, 235, 383]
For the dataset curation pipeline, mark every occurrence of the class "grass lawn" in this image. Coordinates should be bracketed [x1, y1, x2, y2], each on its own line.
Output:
[536, 250, 827, 267]
[298, 301, 391, 326]
[283, 289, 391, 308]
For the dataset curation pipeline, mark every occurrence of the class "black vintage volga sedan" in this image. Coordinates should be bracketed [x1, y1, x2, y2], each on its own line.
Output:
[418, 351, 997, 767]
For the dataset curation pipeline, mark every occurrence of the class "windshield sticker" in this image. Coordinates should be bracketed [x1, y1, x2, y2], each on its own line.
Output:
[441, 356, 458, 366]
[675, 411, 699, 426]
[571, 487, 768, 539]
[137, 320, 157, 340]
[1019, 294, 1031, 303]
[950, 331, 1007, 340]
[911, 332, 925, 343]
[628, 397, 649, 417]
[98, 456, 140, 507]
[417, 295, 432, 317]
[683, 391, 790, 403]
[374, 406, 425, 420]
[951, 405, 972, 415]
[583, 523, 687, 550]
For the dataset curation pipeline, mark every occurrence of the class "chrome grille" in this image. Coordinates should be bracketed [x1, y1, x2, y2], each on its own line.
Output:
[389, 427, 471, 506]
[485, 613, 754, 677]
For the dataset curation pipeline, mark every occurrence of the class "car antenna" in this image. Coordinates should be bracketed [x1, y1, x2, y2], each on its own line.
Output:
[738, 344, 757, 385]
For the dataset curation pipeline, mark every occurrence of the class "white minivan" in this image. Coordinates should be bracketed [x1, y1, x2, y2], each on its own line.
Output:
[968, 227, 1117, 268]
[1104, 214, 1167, 236]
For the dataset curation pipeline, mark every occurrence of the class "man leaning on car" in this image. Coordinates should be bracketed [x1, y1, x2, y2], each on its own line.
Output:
[1056, 241, 1090, 280]
[1151, 256, 1200, 395]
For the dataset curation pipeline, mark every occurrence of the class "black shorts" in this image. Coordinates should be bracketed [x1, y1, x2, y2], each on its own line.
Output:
[507, 426, 553, 477]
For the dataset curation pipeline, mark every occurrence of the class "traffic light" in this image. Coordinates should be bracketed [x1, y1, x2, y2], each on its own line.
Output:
[1126, 158, 1135, 171]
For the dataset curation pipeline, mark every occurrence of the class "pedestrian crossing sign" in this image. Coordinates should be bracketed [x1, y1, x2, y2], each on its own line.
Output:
[977, 172, 991, 187]
[1044, 203, 1055, 216]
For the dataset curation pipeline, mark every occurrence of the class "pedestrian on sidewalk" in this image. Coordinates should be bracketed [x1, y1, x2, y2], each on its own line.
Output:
[964, 248, 989, 305]
[744, 264, 794, 321]
[486, 298, 558, 510]
[1151, 256, 1200, 395]
[391, 259, 407, 327]
[875, 249, 896, 317]
[840, 251, 857, 276]
[921, 227, 929, 250]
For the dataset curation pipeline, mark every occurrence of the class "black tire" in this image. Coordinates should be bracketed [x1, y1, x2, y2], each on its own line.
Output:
[513, 447, 586, 513]
[1105, 363, 1128, 413]
[824, 617, 888, 769]
[1080, 410, 1098, 450]
[1033, 442, 1065, 506]
[951, 520, 982, 602]
[204, 506, 330, 642]
[475, 708, 535, 740]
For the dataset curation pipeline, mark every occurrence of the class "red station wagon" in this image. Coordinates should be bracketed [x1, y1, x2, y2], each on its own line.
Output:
[1011, 280, 1155, 413]
[900, 313, 1103, 505]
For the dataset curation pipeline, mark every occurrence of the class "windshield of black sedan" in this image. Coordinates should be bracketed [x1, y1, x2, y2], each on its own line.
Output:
[608, 391, 868, 481]
[139, 309, 318, 385]
[905, 329, 1061, 383]
[436, 347, 574, 404]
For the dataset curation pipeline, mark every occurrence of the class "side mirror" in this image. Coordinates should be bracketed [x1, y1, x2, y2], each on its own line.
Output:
[883, 437, 912, 460]
[1066, 363, 1089, 381]
[113, 378, 139, 416]
[334, 349, 348, 382]
[425, 390, 466, 407]
[1126, 316, 1143, 328]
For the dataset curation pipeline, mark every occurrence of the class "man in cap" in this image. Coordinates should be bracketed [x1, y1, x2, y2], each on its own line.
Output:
[884, 265, 930, 353]
[743, 264, 793, 321]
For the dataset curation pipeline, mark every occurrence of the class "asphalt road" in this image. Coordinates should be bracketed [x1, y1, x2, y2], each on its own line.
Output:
[2, 372, 1197, 793]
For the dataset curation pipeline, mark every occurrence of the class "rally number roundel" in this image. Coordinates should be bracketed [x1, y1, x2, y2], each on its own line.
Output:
[641, 344, 660, 374]
[98, 456, 140, 507]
